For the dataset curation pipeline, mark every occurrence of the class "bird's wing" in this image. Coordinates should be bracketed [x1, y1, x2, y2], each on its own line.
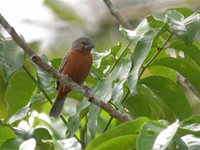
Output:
[59, 55, 67, 73]
[56, 55, 67, 90]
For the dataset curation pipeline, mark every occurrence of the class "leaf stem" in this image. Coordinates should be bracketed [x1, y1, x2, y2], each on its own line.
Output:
[103, 117, 113, 133]
[103, 89, 130, 133]
[80, 117, 88, 149]
[107, 42, 131, 75]
[139, 32, 173, 77]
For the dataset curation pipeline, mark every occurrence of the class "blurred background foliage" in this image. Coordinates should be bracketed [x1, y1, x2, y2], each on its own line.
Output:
[0, 0, 199, 56]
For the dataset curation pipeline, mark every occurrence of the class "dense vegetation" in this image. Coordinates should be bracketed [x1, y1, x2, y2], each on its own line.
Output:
[1, 8, 200, 149]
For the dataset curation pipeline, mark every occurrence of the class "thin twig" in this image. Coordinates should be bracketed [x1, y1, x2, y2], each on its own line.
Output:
[103, 117, 113, 133]
[80, 117, 88, 149]
[139, 32, 173, 77]
[103, 0, 134, 30]
[103, 89, 130, 133]
[106, 42, 131, 75]
[0, 13, 129, 122]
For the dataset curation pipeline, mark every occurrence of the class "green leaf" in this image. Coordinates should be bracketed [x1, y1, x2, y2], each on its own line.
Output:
[154, 9, 200, 43]
[140, 76, 191, 120]
[23, 58, 37, 79]
[86, 117, 149, 150]
[173, 8, 194, 17]
[178, 126, 200, 138]
[1, 127, 30, 150]
[67, 99, 89, 137]
[88, 48, 129, 138]
[5, 71, 36, 118]
[36, 54, 54, 90]
[51, 139, 80, 150]
[92, 43, 124, 79]
[137, 121, 165, 150]
[121, 18, 159, 42]
[194, 40, 200, 49]
[87, 77, 113, 139]
[145, 46, 177, 82]
[179, 13, 200, 43]
[93, 50, 111, 68]
[111, 55, 131, 107]
[155, 9, 184, 23]
[33, 128, 52, 140]
[94, 135, 137, 150]
[51, 58, 61, 70]
[87, 104, 100, 139]
[33, 128, 53, 150]
[170, 40, 200, 67]
[110, 42, 122, 56]
[0, 69, 7, 118]
[1, 139, 20, 150]
[30, 91, 55, 111]
[181, 135, 200, 150]
[95, 78, 112, 102]
[151, 57, 200, 95]
[0, 40, 24, 80]
[86, 72, 99, 89]
[153, 120, 179, 150]
[125, 18, 164, 95]
[175, 137, 189, 150]
[123, 84, 162, 119]
[67, 114, 80, 137]
[149, 66, 177, 82]
[8, 104, 30, 124]
[177, 115, 200, 137]
[167, 10, 185, 21]
[182, 115, 200, 124]
[147, 15, 165, 28]
[170, 13, 200, 43]
[0, 126, 16, 147]
[19, 138, 36, 150]
[124, 95, 151, 118]
[62, 99, 78, 117]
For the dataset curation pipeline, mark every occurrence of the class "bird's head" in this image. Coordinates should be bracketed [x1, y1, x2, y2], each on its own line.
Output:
[71, 37, 94, 51]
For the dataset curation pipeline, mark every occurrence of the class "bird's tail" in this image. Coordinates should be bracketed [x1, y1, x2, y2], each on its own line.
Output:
[49, 93, 66, 118]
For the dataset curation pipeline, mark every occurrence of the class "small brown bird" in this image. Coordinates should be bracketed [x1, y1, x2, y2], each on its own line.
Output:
[49, 37, 94, 117]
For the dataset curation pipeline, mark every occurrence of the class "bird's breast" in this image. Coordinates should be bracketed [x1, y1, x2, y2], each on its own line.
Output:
[62, 51, 92, 84]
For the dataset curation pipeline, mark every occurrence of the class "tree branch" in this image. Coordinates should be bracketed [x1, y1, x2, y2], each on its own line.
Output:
[102, 0, 196, 25]
[103, 0, 134, 30]
[0, 13, 129, 123]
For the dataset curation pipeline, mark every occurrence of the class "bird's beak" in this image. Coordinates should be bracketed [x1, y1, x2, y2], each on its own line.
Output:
[86, 42, 95, 49]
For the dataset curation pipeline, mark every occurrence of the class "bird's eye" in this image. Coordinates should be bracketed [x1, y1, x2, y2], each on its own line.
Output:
[82, 42, 86, 45]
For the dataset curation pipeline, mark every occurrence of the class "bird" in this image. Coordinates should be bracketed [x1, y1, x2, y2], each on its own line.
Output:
[49, 37, 94, 118]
